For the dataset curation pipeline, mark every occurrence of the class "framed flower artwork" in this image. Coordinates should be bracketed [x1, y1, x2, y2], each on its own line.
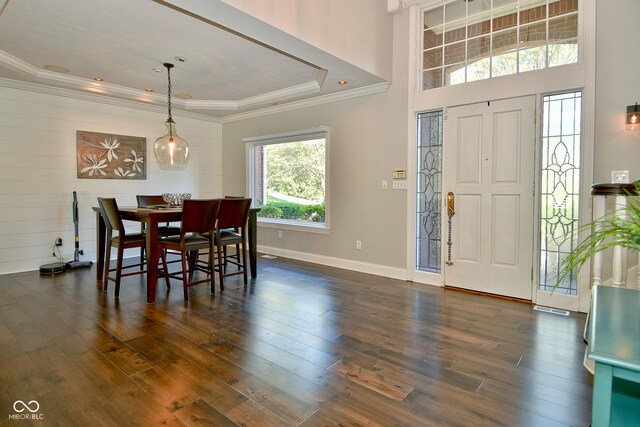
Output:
[76, 131, 146, 179]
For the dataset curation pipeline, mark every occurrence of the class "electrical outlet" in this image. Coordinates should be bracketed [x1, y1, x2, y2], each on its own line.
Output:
[277, 230, 283, 239]
[356, 240, 362, 250]
[55, 237, 63, 246]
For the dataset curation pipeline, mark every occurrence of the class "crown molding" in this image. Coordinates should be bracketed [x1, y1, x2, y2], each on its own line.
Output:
[0, 50, 167, 102]
[220, 82, 391, 123]
[0, 75, 390, 125]
[0, 50, 331, 114]
[0, 77, 221, 123]
[186, 77, 323, 111]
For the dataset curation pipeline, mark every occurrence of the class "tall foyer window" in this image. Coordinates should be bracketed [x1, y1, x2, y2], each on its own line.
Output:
[422, 0, 578, 89]
[246, 128, 328, 228]
[416, 111, 443, 273]
[539, 91, 581, 294]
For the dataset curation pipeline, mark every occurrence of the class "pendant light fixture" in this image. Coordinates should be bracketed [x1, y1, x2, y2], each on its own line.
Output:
[154, 63, 189, 168]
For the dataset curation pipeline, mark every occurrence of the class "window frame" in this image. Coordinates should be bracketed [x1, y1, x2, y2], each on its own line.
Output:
[421, 0, 580, 90]
[245, 127, 330, 234]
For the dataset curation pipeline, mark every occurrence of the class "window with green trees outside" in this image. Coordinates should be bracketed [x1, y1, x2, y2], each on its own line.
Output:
[246, 128, 328, 228]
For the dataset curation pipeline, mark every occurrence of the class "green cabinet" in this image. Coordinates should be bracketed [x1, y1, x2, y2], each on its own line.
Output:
[587, 285, 640, 426]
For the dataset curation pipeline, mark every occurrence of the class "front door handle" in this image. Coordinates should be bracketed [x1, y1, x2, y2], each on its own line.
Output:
[447, 192, 455, 217]
[446, 192, 455, 266]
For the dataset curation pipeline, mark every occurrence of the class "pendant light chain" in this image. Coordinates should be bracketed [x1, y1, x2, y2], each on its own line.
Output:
[154, 61, 188, 168]
[165, 63, 173, 121]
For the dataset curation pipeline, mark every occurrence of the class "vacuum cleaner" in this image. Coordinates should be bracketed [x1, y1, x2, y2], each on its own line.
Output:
[65, 191, 93, 270]
[39, 191, 92, 274]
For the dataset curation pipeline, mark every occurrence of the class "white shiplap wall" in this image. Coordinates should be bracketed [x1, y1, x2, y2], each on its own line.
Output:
[0, 86, 222, 274]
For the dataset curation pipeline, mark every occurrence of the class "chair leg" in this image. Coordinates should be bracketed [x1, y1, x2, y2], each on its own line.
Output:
[160, 249, 171, 289]
[103, 240, 112, 292]
[216, 244, 225, 291]
[241, 241, 248, 286]
[234, 244, 240, 270]
[139, 247, 145, 271]
[181, 252, 189, 302]
[187, 251, 198, 282]
[114, 245, 124, 298]
[208, 245, 215, 295]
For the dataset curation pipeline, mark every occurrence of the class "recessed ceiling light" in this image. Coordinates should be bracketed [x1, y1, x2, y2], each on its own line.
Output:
[174, 93, 192, 100]
[338, 80, 348, 85]
[145, 88, 154, 92]
[174, 56, 187, 63]
[43, 64, 69, 73]
[94, 77, 104, 81]
[152, 68, 163, 73]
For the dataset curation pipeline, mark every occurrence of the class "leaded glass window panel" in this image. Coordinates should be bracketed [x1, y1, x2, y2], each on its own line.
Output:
[417, 111, 443, 273]
[539, 91, 581, 294]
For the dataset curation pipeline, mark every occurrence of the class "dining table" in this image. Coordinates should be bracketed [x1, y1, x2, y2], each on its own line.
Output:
[94, 205, 260, 303]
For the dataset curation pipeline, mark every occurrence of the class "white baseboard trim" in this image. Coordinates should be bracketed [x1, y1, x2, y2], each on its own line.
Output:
[257, 245, 408, 281]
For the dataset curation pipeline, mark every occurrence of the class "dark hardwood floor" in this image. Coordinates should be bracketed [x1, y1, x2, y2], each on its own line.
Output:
[0, 256, 592, 426]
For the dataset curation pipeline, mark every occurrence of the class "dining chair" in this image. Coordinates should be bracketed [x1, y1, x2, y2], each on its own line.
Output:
[214, 197, 252, 289]
[136, 194, 181, 268]
[97, 197, 149, 297]
[158, 199, 221, 301]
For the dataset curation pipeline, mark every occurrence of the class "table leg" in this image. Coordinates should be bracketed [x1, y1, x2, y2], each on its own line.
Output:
[145, 217, 160, 304]
[248, 209, 258, 279]
[592, 363, 613, 427]
[95, 211, 106, 281]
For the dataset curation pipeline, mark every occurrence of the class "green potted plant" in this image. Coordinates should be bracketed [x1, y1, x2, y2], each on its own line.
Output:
[557, 182, 640, 287]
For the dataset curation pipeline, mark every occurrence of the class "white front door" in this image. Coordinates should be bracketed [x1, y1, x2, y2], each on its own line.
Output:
[444, 96, 536, 300]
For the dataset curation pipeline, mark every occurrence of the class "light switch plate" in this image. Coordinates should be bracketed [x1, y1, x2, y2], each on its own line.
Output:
[612, 170, 629, 183]
[392, 180, 408, 190]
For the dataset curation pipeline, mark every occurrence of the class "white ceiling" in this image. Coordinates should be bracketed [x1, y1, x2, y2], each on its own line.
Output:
[0, 0, 388, 121]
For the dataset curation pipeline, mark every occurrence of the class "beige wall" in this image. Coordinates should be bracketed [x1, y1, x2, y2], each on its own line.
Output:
[222, 12, 409, 274]
[0, 87, 222, 274]
[221, 0, 393, 81]
[594, 0, 640, 183]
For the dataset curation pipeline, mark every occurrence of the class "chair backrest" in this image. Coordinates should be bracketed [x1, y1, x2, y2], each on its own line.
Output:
[217, 198, 252, 230]
[97, 197, 124, 232]
[136, 194, 165, 207]
[181, 199, 220, 235]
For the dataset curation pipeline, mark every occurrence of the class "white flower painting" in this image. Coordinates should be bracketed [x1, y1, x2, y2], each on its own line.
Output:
[77, 131, 146, 179]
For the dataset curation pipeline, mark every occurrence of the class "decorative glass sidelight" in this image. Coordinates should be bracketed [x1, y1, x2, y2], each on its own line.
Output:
[417, 111, 443, 272]
[539, 91, 582, 294]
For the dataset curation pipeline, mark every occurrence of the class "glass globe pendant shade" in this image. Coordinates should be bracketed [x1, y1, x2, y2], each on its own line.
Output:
[155, 62, 189, 168]
[154, 118, 189, 167]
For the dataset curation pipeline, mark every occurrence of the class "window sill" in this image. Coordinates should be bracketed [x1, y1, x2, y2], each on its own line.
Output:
[257, 218, 330, 234]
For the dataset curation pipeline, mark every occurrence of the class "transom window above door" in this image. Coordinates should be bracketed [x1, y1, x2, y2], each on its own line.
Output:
[422, 0, 578, 90]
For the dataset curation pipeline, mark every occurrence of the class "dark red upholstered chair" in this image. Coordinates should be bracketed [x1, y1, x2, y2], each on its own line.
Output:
[136, 194, 181, 268]
[214, 198, 252, 289]
[158, 199, 221, 301]
[97, 197, 148, 297]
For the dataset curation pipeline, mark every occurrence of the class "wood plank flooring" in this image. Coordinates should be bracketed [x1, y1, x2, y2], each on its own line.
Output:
[0, 256, 592, 426]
